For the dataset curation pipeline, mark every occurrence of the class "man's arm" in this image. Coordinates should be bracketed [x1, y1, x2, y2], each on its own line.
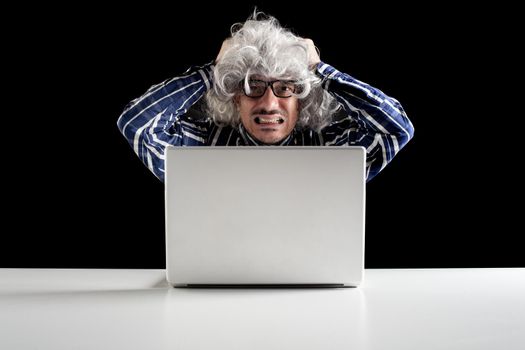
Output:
[318, 63, 415, 181]
[116, 63, 214, 181]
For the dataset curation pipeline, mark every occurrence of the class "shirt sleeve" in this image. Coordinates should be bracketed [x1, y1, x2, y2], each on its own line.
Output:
[117, 62, 214, 181]
[317, 62, 415, 181]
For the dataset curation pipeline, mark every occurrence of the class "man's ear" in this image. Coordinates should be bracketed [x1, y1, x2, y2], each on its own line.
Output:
[233, 94, 240, 108]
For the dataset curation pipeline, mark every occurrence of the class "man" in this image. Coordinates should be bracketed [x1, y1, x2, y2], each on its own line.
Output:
[117, 13, 414, 182]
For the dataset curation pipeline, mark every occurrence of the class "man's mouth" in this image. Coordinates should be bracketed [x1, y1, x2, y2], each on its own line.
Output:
[254, 116, 285, 125]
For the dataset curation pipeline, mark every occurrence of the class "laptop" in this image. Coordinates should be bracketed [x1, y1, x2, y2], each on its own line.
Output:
[165, 146, 366, 287]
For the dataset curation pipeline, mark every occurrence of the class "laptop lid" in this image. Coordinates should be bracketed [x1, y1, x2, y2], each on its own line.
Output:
[165, 146, 366, 287]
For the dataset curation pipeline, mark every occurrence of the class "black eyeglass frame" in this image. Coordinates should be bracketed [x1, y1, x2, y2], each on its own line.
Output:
[240, 79, 299, 98]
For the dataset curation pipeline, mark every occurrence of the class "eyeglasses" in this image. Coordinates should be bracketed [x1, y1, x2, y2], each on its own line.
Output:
[242, 79, 298, 98]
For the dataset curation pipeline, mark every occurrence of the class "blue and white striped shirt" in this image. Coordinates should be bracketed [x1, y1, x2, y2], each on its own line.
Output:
[117, 62, 414, 182]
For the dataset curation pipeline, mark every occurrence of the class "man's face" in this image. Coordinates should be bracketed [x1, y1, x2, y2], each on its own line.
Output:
[237, 77, 299, 144]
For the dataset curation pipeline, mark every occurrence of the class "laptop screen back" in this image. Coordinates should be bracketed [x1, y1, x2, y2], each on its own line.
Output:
[165, 146, 366, 286]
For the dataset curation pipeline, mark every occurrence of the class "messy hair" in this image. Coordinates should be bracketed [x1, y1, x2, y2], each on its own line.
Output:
[205, 12, 340, 131]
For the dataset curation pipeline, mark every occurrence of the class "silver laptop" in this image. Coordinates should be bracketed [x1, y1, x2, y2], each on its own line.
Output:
[165, 146, 366, 287]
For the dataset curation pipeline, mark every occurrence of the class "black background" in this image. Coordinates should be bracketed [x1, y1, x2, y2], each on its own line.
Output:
[3, 4, 521, 268]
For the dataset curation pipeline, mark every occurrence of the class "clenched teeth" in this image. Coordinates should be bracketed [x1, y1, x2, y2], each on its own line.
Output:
[255, 117, 284, 124]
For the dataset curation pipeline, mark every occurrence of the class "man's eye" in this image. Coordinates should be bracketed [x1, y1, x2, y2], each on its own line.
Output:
[278, 84, 295, 92]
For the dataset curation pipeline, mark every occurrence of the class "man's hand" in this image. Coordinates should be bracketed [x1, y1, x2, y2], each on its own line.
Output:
[215, 38, 233, 64]
[301, 38, 320, 70]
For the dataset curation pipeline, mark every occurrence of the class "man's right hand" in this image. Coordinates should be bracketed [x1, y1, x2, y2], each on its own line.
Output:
[215, 38, 233, 64]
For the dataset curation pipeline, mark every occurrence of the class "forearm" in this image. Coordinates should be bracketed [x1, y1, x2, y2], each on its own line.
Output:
[317, 62, 414, 179]
[116, 62, 214, 179]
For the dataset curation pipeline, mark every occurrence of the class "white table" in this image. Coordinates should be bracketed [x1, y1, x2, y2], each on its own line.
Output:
[1, 268, 524, 349]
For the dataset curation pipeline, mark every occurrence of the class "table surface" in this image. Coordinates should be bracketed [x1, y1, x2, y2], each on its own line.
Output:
[1, 268, 524, 350]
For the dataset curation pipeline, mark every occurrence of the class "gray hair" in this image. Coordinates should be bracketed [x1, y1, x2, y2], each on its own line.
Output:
[204, 12, 340, 131]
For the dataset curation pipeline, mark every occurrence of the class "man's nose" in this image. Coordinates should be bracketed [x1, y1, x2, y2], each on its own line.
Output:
[257, 86, 280, 109]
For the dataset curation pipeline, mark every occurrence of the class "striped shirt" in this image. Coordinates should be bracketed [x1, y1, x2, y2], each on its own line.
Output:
[117, 62, 414, 182]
